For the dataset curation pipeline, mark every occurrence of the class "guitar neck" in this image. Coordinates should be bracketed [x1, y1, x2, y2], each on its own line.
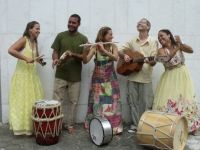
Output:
[131, 56, 154, 63]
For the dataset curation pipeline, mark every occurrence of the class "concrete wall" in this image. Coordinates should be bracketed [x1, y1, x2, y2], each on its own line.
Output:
[0, 0, 200, 123]
[0, 40, 1, 122]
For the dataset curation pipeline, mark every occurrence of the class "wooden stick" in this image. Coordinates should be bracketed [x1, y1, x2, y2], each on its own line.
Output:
[79, 42, 119, 47]
[34, 54, 45, 61]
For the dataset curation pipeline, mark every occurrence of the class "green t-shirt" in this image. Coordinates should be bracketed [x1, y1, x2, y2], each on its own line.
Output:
[51, 31, 88, 82]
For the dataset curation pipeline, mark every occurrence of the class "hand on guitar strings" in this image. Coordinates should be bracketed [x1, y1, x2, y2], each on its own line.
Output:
[144, 57, 156, 66]
[124, 54, 132, 62]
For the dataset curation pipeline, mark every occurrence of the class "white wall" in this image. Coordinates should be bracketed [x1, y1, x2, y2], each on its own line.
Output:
[0, 0, 200, 123]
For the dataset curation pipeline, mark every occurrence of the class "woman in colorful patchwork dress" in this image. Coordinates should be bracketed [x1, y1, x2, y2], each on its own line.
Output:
[8, 21, 44, 135]
[153, 29, 200, 134]
[83, 27, 123, 134]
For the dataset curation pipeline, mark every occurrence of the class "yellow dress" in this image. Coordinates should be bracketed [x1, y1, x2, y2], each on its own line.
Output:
[9, 37, 44, 135]
[153, 49, 200, 132]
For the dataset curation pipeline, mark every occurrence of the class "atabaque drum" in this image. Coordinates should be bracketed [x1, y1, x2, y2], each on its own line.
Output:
[136, 111, 188, 150]
[32, 100, 63, 145]
[89, 116, 113, 146]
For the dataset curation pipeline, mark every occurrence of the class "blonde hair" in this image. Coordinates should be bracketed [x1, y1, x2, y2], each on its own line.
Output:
[95, 26, 112, 43]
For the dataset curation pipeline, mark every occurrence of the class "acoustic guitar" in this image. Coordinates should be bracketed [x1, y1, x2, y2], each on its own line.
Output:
[117, 49, 170, 76]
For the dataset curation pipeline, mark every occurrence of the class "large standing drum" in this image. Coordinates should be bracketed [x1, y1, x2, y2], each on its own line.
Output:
[32, 100, 63, 145]
[136, 111, 188, 150]
[89, 116, 113, 146]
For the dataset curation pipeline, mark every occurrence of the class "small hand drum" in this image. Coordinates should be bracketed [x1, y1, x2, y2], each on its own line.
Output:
[89, 116, 113, 146]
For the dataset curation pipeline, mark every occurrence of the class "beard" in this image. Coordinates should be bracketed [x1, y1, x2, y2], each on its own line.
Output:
[68, 26, 78, 33]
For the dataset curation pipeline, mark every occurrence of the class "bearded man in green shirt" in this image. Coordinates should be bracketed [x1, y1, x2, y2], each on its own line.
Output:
[51, 14, 88, 134]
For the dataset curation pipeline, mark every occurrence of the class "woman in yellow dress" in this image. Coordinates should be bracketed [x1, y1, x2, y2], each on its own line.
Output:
[8, 21, 44, 135]
[153, 29, 200, 134]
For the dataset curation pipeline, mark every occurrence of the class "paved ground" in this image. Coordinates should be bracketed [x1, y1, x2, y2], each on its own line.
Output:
[0, 123, 200, 150]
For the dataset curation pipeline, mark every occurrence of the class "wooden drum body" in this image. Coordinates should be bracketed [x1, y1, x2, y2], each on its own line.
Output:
[32, 100, 63, 145]
[136, 111, 188, 150]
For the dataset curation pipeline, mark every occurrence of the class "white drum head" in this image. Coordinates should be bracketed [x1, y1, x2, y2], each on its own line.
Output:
[173, 117, 188, 150]
[90, 118, 104, 146]
[35, 99, 60, 107]
[45, 100, 59, 105]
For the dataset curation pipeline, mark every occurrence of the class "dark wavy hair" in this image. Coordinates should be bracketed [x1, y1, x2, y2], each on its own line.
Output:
[95, 26, 112, 43]
[159, 29, 177, 47]
[23, 21, 39, 42]
[70, 14, 81, 24]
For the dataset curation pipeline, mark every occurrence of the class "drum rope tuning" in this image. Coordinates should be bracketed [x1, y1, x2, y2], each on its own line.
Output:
[136, 111, 188, 150]
[137, 121, 175, 150]
[32, 100, 63, 145]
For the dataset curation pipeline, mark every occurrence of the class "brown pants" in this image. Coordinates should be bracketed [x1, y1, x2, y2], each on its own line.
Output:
[53, 78, 80, 127]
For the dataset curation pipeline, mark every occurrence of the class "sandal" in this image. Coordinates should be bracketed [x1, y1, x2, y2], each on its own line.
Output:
[67, 126, 75, 134]
[84, 122, 89, 129]
[128, 125, 137, 133]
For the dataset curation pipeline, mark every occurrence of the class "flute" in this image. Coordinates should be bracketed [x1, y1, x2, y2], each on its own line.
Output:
[79, 42, 119, 47]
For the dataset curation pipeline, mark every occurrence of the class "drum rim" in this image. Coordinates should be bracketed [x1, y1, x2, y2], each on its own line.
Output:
[173, 116, 188, 150]
[89, 116, 113, 146]
[136, 111, 188, 150]
[33, 103, 61, 108]
[33, 100, 61, 108]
